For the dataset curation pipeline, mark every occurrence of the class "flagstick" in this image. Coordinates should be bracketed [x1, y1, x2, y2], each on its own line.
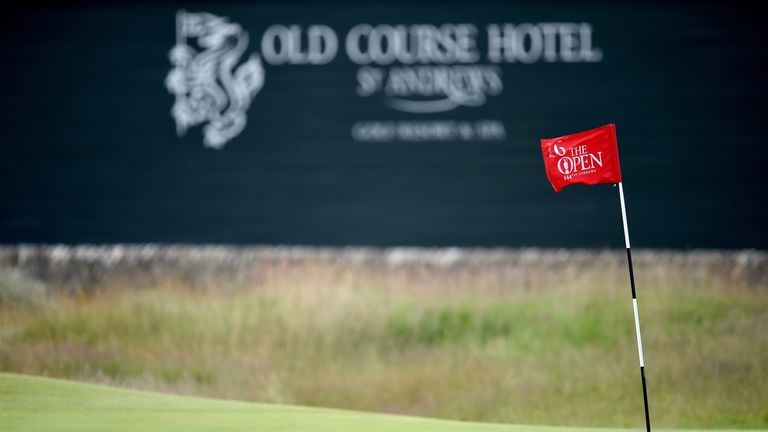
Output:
[618, 182, 651, 432]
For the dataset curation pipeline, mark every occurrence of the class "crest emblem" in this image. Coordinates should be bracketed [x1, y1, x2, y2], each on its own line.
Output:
[165, 11, 265, 149]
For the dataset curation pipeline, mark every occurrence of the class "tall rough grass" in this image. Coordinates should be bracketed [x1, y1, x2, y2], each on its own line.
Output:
[0, 247, 766, 428]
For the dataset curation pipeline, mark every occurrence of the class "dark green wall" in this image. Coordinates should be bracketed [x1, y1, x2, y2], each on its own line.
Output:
[1, 2, 766, 248]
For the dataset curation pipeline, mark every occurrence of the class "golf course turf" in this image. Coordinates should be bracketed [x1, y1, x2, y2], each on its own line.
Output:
[0, 373, 758, 432]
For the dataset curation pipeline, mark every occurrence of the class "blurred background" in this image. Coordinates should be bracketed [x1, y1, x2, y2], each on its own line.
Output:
[1, 1, 767, 429]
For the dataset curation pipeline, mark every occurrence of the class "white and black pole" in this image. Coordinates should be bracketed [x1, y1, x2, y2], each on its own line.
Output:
[618, 182, 651, 432]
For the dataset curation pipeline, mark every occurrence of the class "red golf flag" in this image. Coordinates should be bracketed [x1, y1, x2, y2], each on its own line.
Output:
[540, 124, 622, 192]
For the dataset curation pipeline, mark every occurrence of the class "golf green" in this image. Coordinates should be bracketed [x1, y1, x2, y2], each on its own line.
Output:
[0, 373, 754, 432]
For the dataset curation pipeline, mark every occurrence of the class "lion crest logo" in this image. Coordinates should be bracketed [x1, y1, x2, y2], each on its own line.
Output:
[165, 11, 265, 149]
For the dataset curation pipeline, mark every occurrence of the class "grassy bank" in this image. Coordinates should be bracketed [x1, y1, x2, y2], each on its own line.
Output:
[1, 250, 767, 428]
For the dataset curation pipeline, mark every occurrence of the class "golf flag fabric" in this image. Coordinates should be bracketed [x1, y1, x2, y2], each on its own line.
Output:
[540, 124, 622, 192]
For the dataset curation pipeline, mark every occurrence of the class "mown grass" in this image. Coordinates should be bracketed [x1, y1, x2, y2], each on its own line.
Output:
[1, 256, 766, 428]
[6, 372, 750, 432]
